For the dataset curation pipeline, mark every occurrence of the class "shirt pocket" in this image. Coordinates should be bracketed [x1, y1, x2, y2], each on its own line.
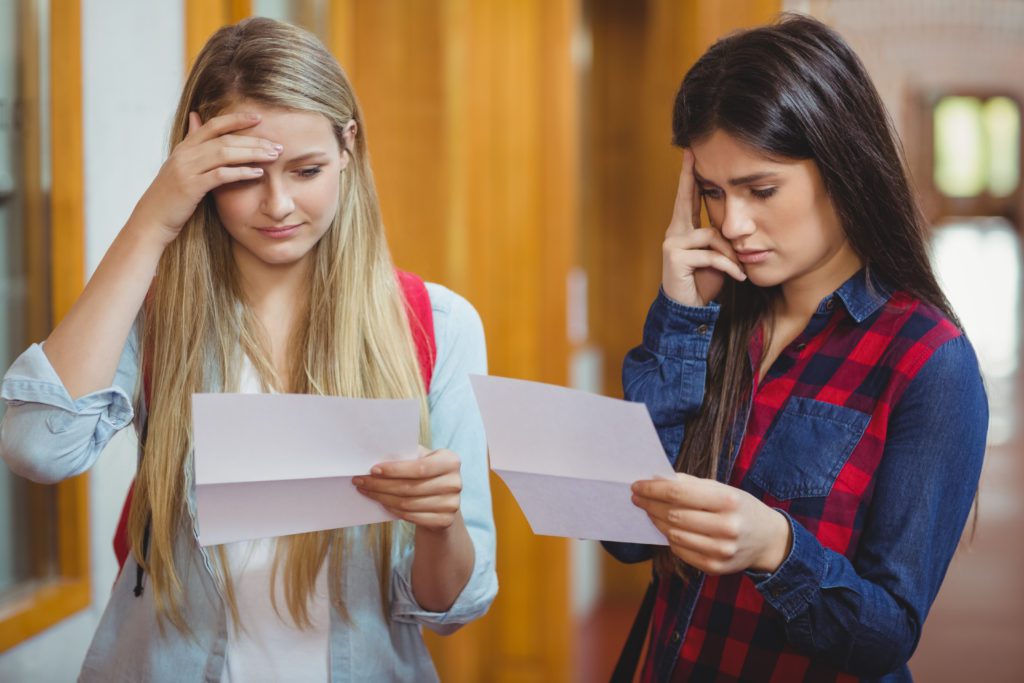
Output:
[746, 397, 871, 500]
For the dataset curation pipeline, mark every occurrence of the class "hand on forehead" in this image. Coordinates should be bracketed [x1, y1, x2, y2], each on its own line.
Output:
[212, 100, 346, 161]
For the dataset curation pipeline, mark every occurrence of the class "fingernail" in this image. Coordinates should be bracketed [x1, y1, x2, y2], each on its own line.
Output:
[272, 143, 283, 151]
[247, 113, 260, 121]
[371, 467, 382, 476]
[266, 149, 279, 158]
[352, 477, 363, 486]
[249, 167, 263, 175]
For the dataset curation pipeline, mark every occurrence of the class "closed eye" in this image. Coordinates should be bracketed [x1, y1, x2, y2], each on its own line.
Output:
[751, 187, 777, 200]
[699, 186, 724, 200]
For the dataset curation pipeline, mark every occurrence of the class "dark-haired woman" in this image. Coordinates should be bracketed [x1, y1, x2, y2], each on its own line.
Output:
[606, 14, 988, 683]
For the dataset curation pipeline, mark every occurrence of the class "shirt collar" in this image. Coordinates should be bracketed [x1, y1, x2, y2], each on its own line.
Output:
[817, 268, 891, 323]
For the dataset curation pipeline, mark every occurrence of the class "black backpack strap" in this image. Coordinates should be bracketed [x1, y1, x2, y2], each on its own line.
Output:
[133, 415, 151, 597]
[133, 517, 151, 597]
[610, 579, 657, 683]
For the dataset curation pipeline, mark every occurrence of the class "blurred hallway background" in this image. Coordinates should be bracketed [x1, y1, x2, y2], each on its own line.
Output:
[1, 1, 1021, 681]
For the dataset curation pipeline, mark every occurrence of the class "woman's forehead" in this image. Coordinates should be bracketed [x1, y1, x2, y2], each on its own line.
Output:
[217, 100, 339, 152]
[691, 130, 807, 183]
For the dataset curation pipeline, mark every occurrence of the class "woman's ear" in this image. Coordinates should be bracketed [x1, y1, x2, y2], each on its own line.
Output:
[340, 120, 358, 171]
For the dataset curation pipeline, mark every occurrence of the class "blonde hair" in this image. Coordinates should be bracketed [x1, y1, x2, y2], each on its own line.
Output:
[127, 17, 430, 632]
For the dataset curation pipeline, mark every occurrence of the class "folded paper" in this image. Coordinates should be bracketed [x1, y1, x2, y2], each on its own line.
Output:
[191, 393, 420, 546]
[469, 375, 674, 545]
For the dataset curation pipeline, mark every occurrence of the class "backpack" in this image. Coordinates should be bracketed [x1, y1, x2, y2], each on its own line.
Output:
[112, 270, 437, 574]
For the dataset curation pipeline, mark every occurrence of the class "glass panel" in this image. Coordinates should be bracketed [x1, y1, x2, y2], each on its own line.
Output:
[251, 0, 329, 41]
[934, 96, 987, 198]
[984, 96, 1021, 198]
[0, 0, 58, 601]
[930, 217, 1019, 450]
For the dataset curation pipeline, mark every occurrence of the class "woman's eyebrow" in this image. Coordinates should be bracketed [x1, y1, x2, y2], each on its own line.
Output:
[694, 169, 780, 187]
[285, 150, 330, 163]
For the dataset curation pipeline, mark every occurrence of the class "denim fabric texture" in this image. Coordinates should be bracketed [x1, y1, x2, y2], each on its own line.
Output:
[604, 270, 988, 682]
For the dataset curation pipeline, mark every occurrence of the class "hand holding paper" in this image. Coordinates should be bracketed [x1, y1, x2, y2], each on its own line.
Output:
[352, 446, 463, 531]
[469, 375, 675, 545]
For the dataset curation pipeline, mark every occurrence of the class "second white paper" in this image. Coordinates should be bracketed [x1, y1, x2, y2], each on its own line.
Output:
[469, 375, 675, 545]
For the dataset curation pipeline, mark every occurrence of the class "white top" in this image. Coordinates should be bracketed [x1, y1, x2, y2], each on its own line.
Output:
[221, 356, 330, 682]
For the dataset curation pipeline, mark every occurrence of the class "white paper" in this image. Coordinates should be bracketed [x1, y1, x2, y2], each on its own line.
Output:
[191, 393, 420, 546]
[469, 375, 675, 545]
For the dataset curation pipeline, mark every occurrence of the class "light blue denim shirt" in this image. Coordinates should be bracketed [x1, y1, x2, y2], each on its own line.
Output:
[0, 282, 497, 682]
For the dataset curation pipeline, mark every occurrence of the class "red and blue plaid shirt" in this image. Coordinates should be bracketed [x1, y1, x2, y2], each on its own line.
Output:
[608, 270, 987, 682]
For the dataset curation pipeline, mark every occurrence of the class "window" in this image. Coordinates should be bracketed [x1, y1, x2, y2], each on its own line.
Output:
[934, 95, 1021, 199]
[0, 0, 89, 652]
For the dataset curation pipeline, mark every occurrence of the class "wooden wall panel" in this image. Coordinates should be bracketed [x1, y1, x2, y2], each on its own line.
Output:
[347, 2, 449, 286]
[585, 0, 781, 600]
[327, 2, 578, 681]
[49, 0, 90, 591]
[184, 0, 251, 69]
[450, 2, 578, 676]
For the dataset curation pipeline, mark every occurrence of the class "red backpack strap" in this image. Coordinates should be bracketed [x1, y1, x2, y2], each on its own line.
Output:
[395, 269, 437, 390]
[114, 293, 154, 573]
[114, 485, 133, 569]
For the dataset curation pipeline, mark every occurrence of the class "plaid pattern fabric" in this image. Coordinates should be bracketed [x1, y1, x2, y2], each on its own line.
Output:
[643, 288, 961, 683]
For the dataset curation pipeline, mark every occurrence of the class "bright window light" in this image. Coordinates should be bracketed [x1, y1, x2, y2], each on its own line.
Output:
[935, 96, 987, 197]
[984, 96, 1020, 198]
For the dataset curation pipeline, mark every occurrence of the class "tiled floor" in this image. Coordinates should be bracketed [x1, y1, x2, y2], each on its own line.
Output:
[577, 219, 1024, 682]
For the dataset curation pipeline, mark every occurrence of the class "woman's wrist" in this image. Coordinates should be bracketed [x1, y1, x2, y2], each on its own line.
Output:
[413, 510, 468, 548]
[751, 508, 793, 574]
[123, 208, 179, 254]
[411, 511, 474, 612]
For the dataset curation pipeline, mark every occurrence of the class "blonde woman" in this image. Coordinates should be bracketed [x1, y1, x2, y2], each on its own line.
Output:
[0, 17, 495, 682]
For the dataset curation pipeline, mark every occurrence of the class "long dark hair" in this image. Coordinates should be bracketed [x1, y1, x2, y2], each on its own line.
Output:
[659, 13, 958, 576]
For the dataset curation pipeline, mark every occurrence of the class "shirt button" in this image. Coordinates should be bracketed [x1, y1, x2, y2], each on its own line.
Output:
[770, 585, 784, 598]
[696, 324, 709, 335]
[795, 343, 807, 351]
[825, 298, 835, 311]
[670, 630, 681, 644]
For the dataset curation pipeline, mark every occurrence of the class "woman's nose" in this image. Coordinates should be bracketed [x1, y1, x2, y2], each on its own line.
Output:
[260, 178, 295, 221]
[719, 201, 756, 241]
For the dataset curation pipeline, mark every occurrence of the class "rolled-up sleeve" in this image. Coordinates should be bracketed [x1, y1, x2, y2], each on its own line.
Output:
[604, 290, 720, 564]
[390, 283, 497, 634]
[0, 320, 140, 484]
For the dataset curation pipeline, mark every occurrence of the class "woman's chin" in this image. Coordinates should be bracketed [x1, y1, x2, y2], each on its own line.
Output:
[743, 269, 782, 289]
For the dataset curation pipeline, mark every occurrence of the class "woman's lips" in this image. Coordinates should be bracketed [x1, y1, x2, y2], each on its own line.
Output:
[256, 224, 302, 239]
[736, 250, 771, 264]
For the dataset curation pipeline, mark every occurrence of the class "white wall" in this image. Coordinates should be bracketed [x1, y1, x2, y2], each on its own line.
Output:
[0, 1, 182, 679]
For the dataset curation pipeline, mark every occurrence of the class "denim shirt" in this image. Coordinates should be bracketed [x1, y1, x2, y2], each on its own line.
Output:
[0, 283, 497, 682]
[605, 272, 988, 682]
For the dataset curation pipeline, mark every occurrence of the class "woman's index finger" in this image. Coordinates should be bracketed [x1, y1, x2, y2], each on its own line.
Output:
[633, 473, 732, 511]
[667, 149, 697, 236]
[692, 160, 704, 230]
[190, 110, 262, 143]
